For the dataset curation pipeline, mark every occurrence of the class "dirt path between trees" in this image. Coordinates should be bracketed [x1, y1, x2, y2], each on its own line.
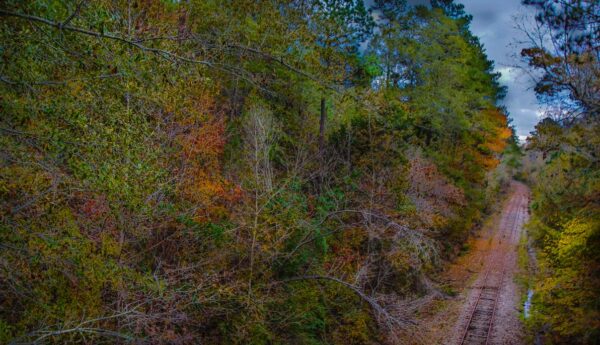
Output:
[416, 181, 530, 345]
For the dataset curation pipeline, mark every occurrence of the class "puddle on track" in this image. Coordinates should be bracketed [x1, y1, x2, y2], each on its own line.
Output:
[524, 289, 534, 319]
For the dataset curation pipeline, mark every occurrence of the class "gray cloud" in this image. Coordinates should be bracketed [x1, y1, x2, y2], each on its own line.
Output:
[367, 0, 541, 139]
[459, 0, 540, 140]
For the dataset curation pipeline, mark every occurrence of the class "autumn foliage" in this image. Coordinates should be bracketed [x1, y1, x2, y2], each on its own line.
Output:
[0, 1, 515, 343]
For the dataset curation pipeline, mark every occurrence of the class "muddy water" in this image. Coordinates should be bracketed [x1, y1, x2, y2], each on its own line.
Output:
[524, 289, 534, 319]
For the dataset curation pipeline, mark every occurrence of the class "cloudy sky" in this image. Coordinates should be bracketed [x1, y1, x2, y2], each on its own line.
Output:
[459, 0, 540, 140]
[403, 0, 542, 140]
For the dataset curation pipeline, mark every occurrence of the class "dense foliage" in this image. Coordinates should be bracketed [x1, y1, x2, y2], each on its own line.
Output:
[0, 1, 512, 343]
[521, 0, 599, 343]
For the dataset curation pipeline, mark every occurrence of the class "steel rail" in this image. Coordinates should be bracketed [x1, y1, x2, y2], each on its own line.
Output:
[459, 191, 525, 345]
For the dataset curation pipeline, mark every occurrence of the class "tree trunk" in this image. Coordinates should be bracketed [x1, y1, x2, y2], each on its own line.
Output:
[319, 97, 326, 157]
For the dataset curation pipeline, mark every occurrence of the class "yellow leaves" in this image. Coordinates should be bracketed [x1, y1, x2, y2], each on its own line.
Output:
[482, 108, 510, 153]
[485, 126, 512, 155]
[66, 80, 93, 103]
[477, 153, 500, 170]
[499, 126, 512, 140]
[0, 165, 54, 217]
[0, 165, 52, 193]
[431, 213, 449, 229]
[472, 108, 512, 170]
[332, 310, 372, 345]
[100, 231, 121, 257]
[555, 211, 600, 265]
[387, 248, 415, 273]
[67, 80, 84, 97]
[196, 173, 226, 197]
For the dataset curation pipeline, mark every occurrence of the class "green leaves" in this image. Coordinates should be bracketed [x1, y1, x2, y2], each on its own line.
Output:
[525, 121, 600, 341]
[0, 0, 517, 343]
[361, 53, 383, 78]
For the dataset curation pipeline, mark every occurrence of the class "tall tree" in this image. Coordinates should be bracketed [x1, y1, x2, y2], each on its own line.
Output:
[521, 1, 600, 343]
[521, 0, 600, 119]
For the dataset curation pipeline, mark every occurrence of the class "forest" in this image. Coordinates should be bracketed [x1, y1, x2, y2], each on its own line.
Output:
[520, 0, 599, 343]
[0, 0, 597, 344]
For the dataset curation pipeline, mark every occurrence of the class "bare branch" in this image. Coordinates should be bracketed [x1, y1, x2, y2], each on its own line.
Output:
[281, 275, 416, 328]
[286, 209, 432, 259]
[0, 73, 122, 87]
[0, 9, 212, 67]
[61, 0, 86, 28]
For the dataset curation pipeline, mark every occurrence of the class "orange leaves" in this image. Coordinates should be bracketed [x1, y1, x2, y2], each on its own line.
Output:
[79, 195, 110, 221]
[478, 154, 501, 170]
[488, 127, 512, 152]
[171, 88, 242, 222]
[498, 126, 512, 140]
[476, 108, 512, 169]
[178, 115, 226, 160]
[174, 91, 221, 148]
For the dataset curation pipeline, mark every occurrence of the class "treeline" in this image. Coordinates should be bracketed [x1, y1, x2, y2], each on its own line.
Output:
[0, 1, 511, 343]
[520, 0, 599, 343]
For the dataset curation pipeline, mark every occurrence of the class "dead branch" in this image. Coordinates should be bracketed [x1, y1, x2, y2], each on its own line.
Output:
[286, 209, 432, 259]
[0, 9, 213, 67]
[60, 0, 86, 28]
[0, 73, 123, 88]
[282, 274, 416, 329]
[11, 307, 142, 344]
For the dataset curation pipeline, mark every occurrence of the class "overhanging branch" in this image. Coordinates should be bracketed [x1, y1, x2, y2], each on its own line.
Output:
[0, 9, 213, 67]
[282, 275, 416, 328]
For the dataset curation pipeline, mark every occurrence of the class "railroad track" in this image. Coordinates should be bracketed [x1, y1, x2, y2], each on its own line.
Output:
[458, 192, 526, 345]
[459, 267, 505, 344]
